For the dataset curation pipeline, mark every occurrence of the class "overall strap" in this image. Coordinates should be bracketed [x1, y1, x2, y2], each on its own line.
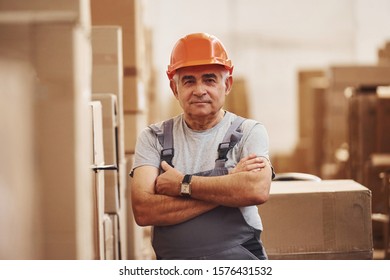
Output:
[149, 118, 175, 167]
[215, 116, 246, 169]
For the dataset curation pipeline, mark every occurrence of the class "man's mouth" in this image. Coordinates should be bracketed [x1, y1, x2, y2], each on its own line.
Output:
[191, 100, 211, 104]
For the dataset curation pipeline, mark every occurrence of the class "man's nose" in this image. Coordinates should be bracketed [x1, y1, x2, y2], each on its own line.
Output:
[193, 82, 206, 96]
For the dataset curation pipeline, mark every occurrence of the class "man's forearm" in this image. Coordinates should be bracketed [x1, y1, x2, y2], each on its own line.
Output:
[131, 165, 218, 227]
[190, 166, 271, 207]
[132, 189, 217, 227]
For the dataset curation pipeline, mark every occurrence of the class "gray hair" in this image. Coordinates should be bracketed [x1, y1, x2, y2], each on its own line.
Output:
[172, 68, 230, 86]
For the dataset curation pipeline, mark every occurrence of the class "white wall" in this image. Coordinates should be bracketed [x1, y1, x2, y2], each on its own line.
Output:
[142, 0, 390, 154]
[354, 0, 390, 63]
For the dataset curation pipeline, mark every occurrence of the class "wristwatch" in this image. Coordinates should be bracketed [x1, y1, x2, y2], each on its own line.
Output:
[180, 174, 192, 197]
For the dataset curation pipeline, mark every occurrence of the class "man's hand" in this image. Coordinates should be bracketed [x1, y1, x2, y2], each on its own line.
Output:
[155, 161, 184, 197]
[229, 154, 266, 174]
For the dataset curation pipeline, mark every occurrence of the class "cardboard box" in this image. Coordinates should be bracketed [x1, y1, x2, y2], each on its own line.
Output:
[92, 26, 125, 163]
[90, 95, 128, 257]
[297, 70, 326, 140]
[0, 0, 91, 28]
[92, 94, 121, 213]
[90, 101, 104, 165]
[90, 101, 106, 259]
[110, 214, 120, 260]
[92, 94, 118, 165]
[324, 66, 390, 167]
[103, 169, 120, 214]
[91, 169, 105, 260]
[92, 27, 123, 111]
[346, 87, 378, 183]
[258, 180, 373, 260]
[0, 4, 95, 260]
[376, 95, 390, 152]
[117, 159, 129, 259]
[309, 79, 328, 176]
[346, 86, 390, 183]
[0, 12, 95, 259]
[0, 57, 41, 259]
[364, 154, 390, 214]
[91, 0, 137, 68]
[294, 74, 328, 176]
[90, 0, 151, 119]
[363, 153, 390, 246]
[103, 214, 114, 260]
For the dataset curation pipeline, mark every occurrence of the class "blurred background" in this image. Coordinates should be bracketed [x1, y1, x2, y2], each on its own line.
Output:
[0, 0, 389, 260]
[143, 0, 390, 153]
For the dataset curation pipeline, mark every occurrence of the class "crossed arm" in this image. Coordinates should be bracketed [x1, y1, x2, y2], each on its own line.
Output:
[131, 154, 272, 227]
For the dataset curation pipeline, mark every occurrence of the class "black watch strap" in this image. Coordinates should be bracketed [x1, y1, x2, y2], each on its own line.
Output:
[182, 174, 192, 184]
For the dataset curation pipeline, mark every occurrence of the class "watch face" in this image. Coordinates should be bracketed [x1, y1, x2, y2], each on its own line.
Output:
[181, 183, 191, 195]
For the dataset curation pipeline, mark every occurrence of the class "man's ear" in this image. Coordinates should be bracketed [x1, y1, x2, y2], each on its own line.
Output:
[225, 75, 233, 96]
[170, 79, 179, 99]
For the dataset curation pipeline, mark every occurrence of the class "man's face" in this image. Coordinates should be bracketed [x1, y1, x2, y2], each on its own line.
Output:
[171, 64, 232, 120]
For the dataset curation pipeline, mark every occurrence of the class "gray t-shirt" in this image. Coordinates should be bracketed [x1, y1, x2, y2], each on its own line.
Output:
[132, 111, 271, 230]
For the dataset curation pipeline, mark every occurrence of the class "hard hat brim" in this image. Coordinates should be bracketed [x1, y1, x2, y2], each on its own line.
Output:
[167, 58, 233, 80]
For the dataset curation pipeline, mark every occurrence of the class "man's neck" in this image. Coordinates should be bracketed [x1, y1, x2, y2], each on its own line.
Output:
[184, 110, 225, 131]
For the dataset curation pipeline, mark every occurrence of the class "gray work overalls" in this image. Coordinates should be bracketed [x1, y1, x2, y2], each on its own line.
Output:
[149, 117, 267, 260]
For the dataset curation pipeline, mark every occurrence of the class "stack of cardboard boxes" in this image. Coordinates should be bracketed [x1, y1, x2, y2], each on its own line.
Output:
[91, 25, 127, 260]
[346, 86, 390, 182]
[0, 0, 95, 259]
[0, 0, 155, 260]
[90, 101, 106, 259]
[90, 0, 150, 154]
[289, 70, 327, 175]
[269, 42, 390, 258]
[277, 65, 390, 178]
[90, 0, 154, 259]
[322, 66, 390, 178]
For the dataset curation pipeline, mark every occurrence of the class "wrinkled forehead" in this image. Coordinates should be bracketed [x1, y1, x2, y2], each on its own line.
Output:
[176, 64, 227, 78]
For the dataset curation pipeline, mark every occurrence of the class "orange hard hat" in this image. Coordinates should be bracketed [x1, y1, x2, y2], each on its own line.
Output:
[166, 33, 233, 80]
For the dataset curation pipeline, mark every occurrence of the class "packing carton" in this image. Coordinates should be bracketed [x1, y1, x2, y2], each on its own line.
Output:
[103, 214, 114, 260]
[258, 180, 373, 259]
[1, 2, 95, 260]
[90, 101, 105, 259]
[324, 66, 390, 167]
[92, 26, 125, 163]
[92, 94, 120, 213]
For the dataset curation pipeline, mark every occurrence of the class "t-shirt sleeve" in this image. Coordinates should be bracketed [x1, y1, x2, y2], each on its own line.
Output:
[241, 122, 270, 159]
[240, 121, 275, 179]
[132, 127, 161, 173]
